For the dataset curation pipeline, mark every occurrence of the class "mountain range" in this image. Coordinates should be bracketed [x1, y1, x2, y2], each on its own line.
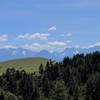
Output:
[0, 46, 100, 61]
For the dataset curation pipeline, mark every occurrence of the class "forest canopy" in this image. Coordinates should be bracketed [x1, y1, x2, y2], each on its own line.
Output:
[0, 51, 100, 100]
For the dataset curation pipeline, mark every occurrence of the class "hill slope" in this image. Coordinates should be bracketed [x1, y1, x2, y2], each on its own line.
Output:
[0, 57, 48, 74]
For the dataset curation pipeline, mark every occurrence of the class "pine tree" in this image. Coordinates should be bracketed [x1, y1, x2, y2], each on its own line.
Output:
[49, 80, 68, 100]
[0, 91, 4, 100]
[39, 64, 44, 74]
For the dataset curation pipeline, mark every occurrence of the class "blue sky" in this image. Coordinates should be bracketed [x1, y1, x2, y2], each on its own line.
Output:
[0, 0, 100, 52]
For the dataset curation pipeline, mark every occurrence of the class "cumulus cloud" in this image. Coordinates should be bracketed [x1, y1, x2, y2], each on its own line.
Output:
[0, 45, 17, 49]
[88, 42, 100, 48]
[0, 34, 8, 42]
[95, 42, 100, 46]
[23, 41, 67, 52]
[23, 43, 50, 52]
[48, 26, 57, 31]
[17, 33, 49, 40]
[48, 41, 66, 47]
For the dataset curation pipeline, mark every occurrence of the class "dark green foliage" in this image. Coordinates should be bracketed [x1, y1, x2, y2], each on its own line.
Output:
[39, 64, 44, 74]
[0, 69, 42, 100]
[0, 90, 18, 100]
[0, 51, 100, 100]
[49, 80, 68, 100]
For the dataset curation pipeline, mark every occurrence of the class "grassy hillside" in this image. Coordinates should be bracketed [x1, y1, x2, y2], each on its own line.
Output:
[0, 57, 48, 75]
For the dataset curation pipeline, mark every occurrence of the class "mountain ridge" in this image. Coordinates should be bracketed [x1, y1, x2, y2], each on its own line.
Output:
[0, 46, 100, 61]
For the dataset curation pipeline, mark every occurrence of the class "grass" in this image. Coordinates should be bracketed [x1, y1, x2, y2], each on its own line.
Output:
[0, 57, 48, 75]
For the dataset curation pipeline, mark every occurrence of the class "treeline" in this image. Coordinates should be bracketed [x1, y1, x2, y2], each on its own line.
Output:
[0, 51, 100, 100]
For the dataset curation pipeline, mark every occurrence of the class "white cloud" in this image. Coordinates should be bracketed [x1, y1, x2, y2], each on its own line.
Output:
[48, 26, 57, 31]
[88, 42, 100, 48]
[48, 41, 66, 47]
[0, 45, 17, 49]
[23, 41, 67, 52]
[23, 43, 50, 52]
[95, 42, 100, 46]
[0, 34, 8, 42]
[66, 33, 73, 37]
[17, 33, 49, 40]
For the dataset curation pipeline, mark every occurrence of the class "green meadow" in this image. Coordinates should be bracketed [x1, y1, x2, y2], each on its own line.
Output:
[0, 57, 48, 75]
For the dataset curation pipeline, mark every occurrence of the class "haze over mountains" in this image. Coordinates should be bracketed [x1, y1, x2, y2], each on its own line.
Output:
[0, 46, 100, 61]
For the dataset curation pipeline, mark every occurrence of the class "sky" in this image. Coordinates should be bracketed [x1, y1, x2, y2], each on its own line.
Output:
[0, 0, 100, 52]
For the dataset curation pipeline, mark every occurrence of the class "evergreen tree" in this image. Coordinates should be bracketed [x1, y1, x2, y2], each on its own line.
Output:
[39, 64, 44, 74]
[49, 80, 68, 100]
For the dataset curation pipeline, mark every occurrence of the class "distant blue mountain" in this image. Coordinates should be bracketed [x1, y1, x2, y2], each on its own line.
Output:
[0, 48, 37, 61]
[0, 46, 100, 61]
